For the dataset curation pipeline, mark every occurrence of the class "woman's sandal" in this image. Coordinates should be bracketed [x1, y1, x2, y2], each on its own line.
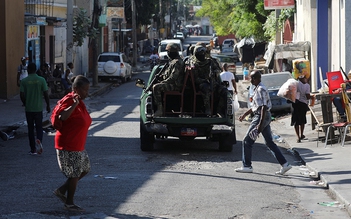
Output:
[64, 204, 84, 212]
[297, 138, 301, 143]
[53, 189, 66, 204]
[301, 135, 306, 140]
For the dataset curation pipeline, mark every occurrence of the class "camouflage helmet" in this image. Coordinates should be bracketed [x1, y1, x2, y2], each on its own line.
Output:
[166, 43, 179, 52]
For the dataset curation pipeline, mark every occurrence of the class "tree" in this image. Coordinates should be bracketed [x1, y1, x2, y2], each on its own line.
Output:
[197, 0, 271, 41]
[73, 9, 99, 47]
[72, 7, 100, 86]
[124, 0, 159, 26]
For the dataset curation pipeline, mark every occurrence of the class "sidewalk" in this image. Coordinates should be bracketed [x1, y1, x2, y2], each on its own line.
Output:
[238, 79, 351, 216]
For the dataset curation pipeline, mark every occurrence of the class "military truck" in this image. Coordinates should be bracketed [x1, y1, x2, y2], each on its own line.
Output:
[136, 65, 236, 152]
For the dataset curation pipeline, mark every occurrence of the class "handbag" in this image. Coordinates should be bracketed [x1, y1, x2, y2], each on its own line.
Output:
[233, 94, 240, 112]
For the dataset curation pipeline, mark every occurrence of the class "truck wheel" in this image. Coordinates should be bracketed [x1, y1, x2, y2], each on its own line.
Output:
[140, 122, 154, 151]
[218, 132, 235, 152]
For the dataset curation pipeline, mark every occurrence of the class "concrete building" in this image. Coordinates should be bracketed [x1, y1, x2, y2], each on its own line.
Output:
[294, 0, 351, 92]
[0, 0, 25, 99]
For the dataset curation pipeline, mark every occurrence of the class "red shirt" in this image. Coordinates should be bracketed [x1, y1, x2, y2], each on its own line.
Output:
[55, 92, 92, 151]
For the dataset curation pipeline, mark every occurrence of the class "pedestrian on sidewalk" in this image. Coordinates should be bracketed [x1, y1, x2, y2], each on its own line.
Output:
[53, 75, 91, 212]
[220, 63, 237, 95]
[62, 62, 74, 94]
[236, 70, 292, 175]
[291, 75, 312, 143]
[17, 57, 28, 87]
[20, 63, 50, 155]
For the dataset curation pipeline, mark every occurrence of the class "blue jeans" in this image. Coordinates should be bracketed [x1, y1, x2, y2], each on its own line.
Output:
[333, 97, 345, 115]
[25, 111, 43, 153]
[242, 111, 287, 167]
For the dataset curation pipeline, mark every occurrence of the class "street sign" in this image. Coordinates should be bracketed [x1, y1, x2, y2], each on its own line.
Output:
[264, 0, 295, 10]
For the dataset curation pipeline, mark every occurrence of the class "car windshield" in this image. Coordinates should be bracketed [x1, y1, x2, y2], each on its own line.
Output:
[159, 43, 181, 52]
[214, 56, 235, 63]
[261, 73, 292, 89]
[223, 40, 234, 45]
[98, 55, 121, 62]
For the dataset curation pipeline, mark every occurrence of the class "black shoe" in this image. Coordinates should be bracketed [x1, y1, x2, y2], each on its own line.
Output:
[0, 131, 9, 141]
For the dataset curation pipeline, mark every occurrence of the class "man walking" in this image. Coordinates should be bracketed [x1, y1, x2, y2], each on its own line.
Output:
[20, 63, 51, 155]
[236, 70, 292, 175]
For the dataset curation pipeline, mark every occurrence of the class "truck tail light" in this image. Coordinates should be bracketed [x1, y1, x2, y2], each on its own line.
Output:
[146, 96, 153, 117]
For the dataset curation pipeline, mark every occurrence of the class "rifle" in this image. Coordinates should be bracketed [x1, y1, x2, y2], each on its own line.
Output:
[145, 62, 169, 92]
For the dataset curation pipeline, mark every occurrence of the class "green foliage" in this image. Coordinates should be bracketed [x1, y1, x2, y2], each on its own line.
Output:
[197, 0, 294, 42]
[263, 8, 295, 41]
[73, 8, 99, 47]
[124, 0, 158, 26]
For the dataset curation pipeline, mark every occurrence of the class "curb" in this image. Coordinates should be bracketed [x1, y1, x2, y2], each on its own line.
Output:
[287, 141, 351, 216]
[89, 83, 114, 98]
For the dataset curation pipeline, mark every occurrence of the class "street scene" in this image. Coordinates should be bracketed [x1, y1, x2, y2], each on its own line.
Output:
[1, 1, 351, 219]
[0, 34, 350, 218]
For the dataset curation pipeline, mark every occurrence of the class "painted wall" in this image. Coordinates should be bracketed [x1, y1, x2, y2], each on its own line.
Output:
[0, 0, 25, 99]
[295, 0, 318, 91]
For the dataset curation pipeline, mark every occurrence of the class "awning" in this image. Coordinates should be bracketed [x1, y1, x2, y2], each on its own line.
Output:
[274, 41, 310, 60]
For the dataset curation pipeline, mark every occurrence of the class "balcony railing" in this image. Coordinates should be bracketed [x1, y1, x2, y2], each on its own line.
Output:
[25, 0, 55, 17]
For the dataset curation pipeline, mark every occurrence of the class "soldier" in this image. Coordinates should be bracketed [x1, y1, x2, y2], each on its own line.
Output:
[152, 43, 185, 117]
[192, 45, 228, 117]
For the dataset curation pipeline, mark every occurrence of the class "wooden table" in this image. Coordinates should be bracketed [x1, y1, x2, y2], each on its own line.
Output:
[310, 92, 346, 140]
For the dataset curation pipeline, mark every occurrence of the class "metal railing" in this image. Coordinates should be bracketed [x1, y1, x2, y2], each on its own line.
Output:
[25, 0, 54, 17]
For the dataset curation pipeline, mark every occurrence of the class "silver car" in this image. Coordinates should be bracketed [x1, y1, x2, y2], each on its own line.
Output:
[247, 72, 293, 112]
[97, 52, 132, 82]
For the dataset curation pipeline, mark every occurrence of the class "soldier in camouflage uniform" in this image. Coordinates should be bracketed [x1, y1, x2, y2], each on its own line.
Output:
[191, 45, 228, 117]
[152, 43, 185, 117]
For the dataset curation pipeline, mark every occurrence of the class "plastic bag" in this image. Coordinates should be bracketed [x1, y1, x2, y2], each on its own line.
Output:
[233, 94, 240, 112]
[277, 78, 298, 103]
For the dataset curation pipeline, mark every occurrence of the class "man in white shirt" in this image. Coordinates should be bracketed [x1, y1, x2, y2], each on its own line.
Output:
[17, 57, 28, 87]
[220, 63, 237, 95]
[236, 70, 292, 175]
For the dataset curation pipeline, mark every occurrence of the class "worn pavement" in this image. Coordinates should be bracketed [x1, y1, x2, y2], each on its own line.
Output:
[0, 63, 351, 217]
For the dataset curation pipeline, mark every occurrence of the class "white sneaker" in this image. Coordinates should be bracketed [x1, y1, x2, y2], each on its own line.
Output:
[235, 166, 253, 173]
[35, 139, 43, 154]
[276, 163, 292, 175]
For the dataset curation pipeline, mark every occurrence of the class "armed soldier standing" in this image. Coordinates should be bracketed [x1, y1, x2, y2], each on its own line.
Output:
[192, 45, 228, 117]
[153, 43, 185, 117]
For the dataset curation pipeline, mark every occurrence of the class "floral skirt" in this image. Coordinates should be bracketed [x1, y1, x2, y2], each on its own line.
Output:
[56, 149, 90, 178]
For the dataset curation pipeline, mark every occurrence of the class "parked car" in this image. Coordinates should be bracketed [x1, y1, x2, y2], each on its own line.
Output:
[158, 39, 184, 64]
[218, 52, 239, 63]
[173, 32, 185, 42]
[247, 72, 293, 112]
[222, 39, 235, 48]
[97, 52, 132, 82]
[211, 54, 237, 73]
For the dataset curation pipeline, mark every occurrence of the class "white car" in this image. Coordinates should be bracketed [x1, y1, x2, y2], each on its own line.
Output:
[173, 32, 185, 42]
[222, 39, 235, 48]
[247, 72, 293, 112]
[158, 39, 184, 63]
[97, 52, 132, 82]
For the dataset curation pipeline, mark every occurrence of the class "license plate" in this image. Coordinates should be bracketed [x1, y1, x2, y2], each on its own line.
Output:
[181, 128, 197, 136]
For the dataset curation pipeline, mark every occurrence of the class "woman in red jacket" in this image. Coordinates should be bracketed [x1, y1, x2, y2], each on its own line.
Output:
[53, 75, 91, 212]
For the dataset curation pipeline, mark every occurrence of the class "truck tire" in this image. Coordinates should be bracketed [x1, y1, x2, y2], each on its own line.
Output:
[140, 121, 155, 151]
[218, 131, 235, 152]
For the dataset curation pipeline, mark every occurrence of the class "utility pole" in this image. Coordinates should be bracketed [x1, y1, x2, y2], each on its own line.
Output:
[132, 0, 137, 67]
[90, 0, 100, 86]
[66, 0, 73, 68]
[159, 0, 164, 39]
